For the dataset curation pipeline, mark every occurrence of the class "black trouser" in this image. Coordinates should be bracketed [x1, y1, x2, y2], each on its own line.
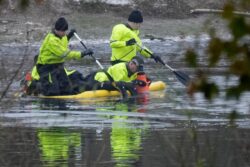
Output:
[80, 71, 117, 91]
[82, 71, 137, 98]
[37, 63, 72, 96]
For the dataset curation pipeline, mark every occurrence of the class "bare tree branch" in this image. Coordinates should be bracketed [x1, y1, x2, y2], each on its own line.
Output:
[190, 8, 250, 17]
[0, 17, 30, 102]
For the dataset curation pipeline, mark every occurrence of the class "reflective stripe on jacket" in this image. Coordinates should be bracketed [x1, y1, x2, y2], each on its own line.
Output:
[110, 24, 153, 62]
[94, 63, 137, 82]
[37, 32, 81, 65]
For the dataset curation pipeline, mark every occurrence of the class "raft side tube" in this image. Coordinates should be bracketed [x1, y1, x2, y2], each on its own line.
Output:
[41, 81, 167, 99]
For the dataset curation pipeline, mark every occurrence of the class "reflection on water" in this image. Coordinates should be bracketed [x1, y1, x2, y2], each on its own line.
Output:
[35, 102, 146, 167]
[38, 128, 81, 167]
[110, 103, 142, 167]
[1, 125, 250, 167]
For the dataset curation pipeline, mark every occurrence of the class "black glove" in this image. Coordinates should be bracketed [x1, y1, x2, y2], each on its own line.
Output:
[116, 81, 137, 98]
[126, 38, 136, 46]
[151, 54, 164, 65]
[123, 82, 137, 96]
[81, 48, 94, 57]
[115, 82, 128, 99]
[132, 79, 147, 87]
[67, 29, 76, 40]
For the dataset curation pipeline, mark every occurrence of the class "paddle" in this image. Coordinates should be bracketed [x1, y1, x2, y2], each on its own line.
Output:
[73, 32, 104, 69]
[136, 44, 191, 86]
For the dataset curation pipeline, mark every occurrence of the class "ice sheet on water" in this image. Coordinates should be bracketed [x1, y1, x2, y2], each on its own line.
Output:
[84, 0, 132, 5]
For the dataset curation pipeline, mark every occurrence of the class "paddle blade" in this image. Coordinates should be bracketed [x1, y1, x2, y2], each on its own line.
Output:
[173, 70, 191, 86]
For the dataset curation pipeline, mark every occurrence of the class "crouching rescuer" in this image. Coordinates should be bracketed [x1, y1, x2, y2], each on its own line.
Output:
[35, 17, 93, 96]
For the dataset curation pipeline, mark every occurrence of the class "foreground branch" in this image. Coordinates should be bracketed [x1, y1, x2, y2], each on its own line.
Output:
[190, 9, 250, 17]
[0, 17, 30, 102]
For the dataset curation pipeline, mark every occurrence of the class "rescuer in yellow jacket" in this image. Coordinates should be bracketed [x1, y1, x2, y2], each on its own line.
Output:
[36, 17, 93, 96]
[82, 56, 146, 98]
[110, 10, 164, 65]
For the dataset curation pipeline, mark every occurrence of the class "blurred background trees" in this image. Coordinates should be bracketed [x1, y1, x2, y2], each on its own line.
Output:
[186, 0, 250, 101]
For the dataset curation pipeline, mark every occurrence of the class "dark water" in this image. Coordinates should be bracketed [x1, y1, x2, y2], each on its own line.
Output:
[1, 37, 250, 167]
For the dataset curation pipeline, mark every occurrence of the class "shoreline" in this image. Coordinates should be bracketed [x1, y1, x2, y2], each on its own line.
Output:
[0, 0, 228, 44]
[0, 13, 226, 44]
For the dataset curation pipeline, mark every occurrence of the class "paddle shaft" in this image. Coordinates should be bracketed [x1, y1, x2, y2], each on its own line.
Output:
[73, 33, 129, 98]
[136, 43, 174, 70]
[74, 33, 104, 69]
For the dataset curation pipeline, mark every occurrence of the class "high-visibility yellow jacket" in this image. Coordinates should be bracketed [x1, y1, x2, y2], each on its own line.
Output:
[37, 32, 81, 65]
[94, 62, 137, 82]
[110, 24, 153, 62]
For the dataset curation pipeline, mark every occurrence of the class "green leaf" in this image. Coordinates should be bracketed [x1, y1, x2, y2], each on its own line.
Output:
[223, 41, 239, 59]
[230, 60, 249, 75]
[226, 75, 250, 99]
[208, 38, 222, 66]
[206, 83, 219, 100]
[226, 86, 242, 100]
[185, 49, 198, 67]
[200, 81, 219, 100]
[20, 0, 29, 9]
[239, 74, 250, 90]
[229, 17, 248, 39]
[222, 3, 234, 19]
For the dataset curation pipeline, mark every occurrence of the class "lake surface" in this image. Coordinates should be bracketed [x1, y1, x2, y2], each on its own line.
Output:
[0, 36, 250, 167]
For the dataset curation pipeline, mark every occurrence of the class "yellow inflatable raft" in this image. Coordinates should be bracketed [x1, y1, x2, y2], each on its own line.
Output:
[42, 81, 166, 99]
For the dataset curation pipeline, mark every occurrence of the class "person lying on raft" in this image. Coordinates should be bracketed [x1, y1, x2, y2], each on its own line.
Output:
[24, 56, 149, 98]
[80, 56, 149, 98]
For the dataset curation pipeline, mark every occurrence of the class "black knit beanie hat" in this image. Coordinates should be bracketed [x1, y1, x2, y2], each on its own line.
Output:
[55, 17, 68, 31]
[128, 10, 143, 23]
